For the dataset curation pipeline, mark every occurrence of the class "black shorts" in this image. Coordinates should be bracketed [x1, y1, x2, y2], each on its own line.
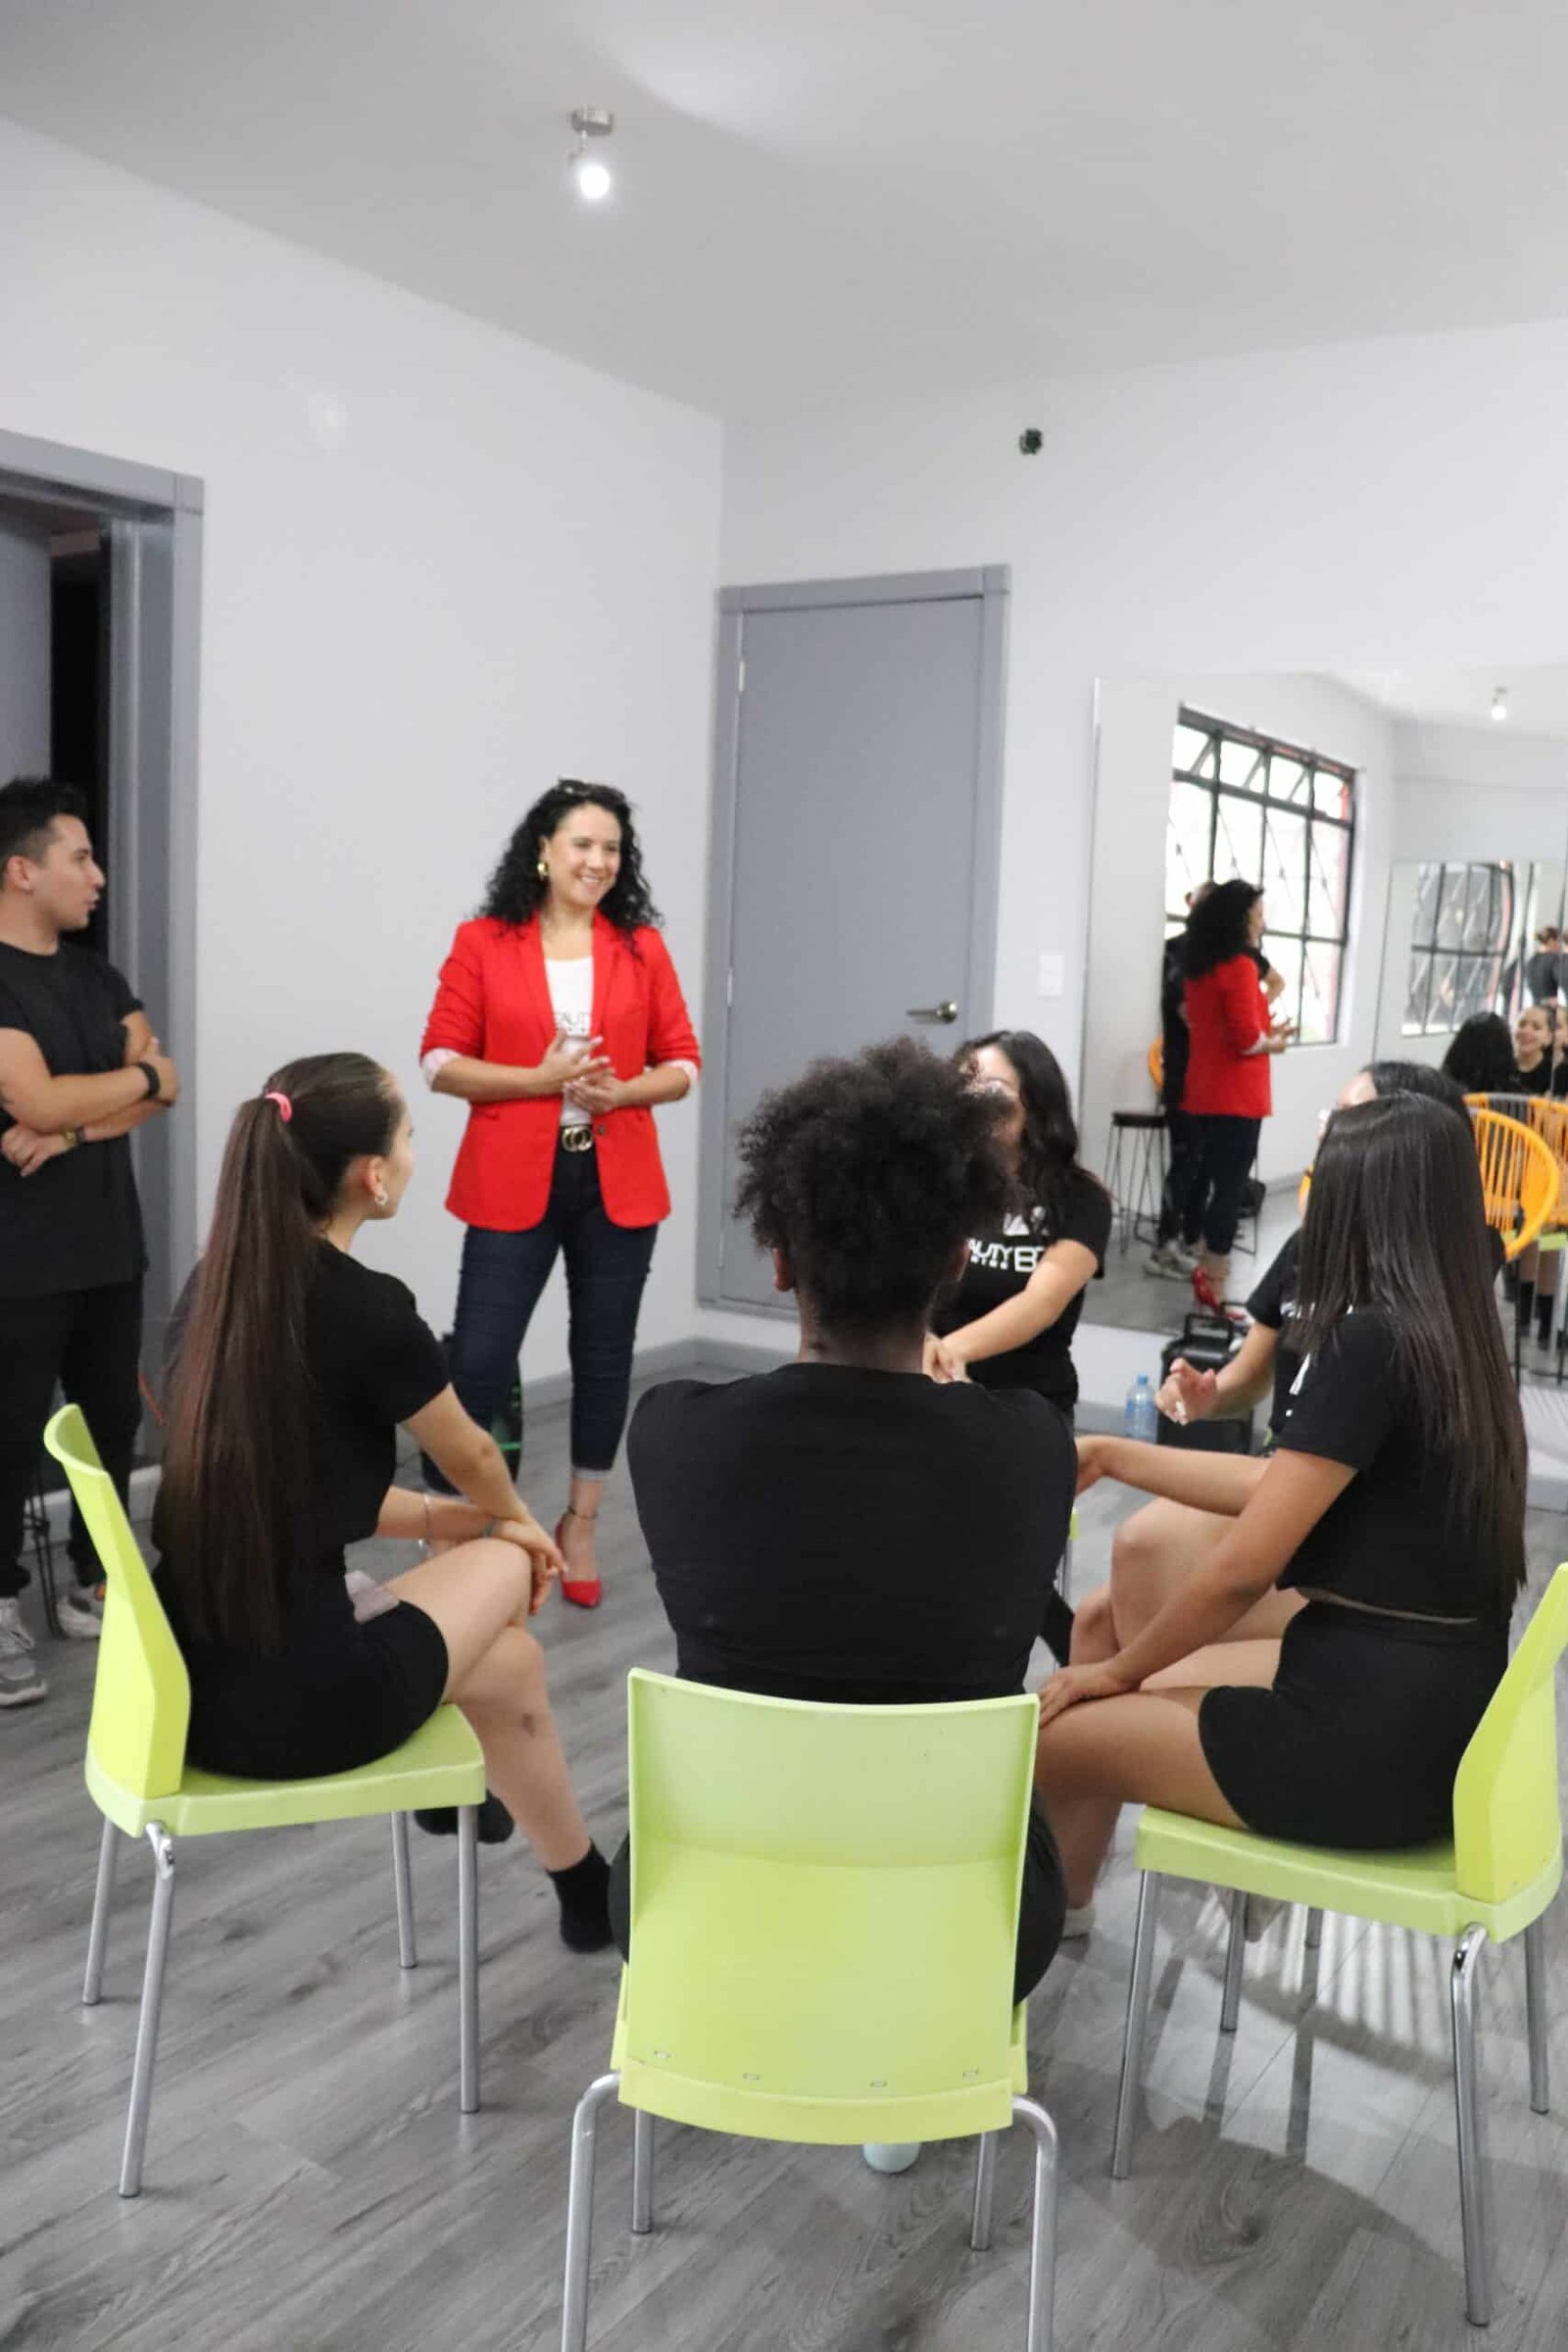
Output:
[183, 1595, 451, 1782]
[609, 1800, 1067, 2006]
[1199, 1600, 1506, 1851]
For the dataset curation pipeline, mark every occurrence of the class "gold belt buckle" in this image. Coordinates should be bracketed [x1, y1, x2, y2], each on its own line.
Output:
[562, 1124, 595, 1153]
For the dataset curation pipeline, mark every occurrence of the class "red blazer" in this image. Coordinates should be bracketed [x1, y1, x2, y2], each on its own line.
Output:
[420, 914, 701, 1231]
[1182, 955, 1272, 1119]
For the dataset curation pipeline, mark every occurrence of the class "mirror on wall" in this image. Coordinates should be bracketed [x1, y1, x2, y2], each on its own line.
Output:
[1077, 663, 1568, 1358]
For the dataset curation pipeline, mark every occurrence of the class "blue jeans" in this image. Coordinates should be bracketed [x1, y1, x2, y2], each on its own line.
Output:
[433, 1146, 657, 1485]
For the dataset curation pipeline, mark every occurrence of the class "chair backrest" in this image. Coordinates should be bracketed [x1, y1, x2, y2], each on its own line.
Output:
[44, 1403, 189, 1800]
[1523, 1096, 1568, 1230]
[623, 1671, 1038, 2121]
[1453, 1563, 1568, 1907]
[1464, 1103, 1559, 1260]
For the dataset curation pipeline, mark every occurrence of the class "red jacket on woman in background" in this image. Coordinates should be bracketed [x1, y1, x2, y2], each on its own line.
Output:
[420, 912, 701, 1231]
[1183, 953, 1272, 1119]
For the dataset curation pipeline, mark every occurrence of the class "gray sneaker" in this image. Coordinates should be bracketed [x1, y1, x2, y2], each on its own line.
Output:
[0, 1597, 48, 1707]
[57, 1585, 105, 1641]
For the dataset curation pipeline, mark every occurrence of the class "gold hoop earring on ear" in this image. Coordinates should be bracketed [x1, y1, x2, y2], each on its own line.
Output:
[536, 858, 549, 880]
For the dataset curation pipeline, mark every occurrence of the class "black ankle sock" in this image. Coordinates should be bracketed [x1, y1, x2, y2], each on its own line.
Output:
[1041, 1589, 1076, 1669]
[414, 1792, 514, 1845]
[548, 1841, 613, 1953]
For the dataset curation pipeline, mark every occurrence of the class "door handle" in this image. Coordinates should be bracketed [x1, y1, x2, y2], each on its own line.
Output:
[906, 1000, 958, 1024]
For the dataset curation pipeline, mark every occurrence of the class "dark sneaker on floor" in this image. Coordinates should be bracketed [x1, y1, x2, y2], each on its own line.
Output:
[0, 1598, 48, 1706]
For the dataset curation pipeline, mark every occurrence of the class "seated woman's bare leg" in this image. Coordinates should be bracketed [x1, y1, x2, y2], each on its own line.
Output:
[1109, 1496, 1304, 1647]
[385, 1543, 592, 1870]
[1036, 1640, 1281, 1906]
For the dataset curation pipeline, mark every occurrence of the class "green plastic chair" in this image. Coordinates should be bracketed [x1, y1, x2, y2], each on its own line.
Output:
[44, 1403, 487, 2198]
[560, 1671, 1058, 2352]
[1111, 1563, 1568, 2328]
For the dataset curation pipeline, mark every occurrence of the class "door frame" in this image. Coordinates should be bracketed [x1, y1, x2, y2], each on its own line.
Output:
[698, 565, 1009, 1314]
[0, 424, 203, 1348]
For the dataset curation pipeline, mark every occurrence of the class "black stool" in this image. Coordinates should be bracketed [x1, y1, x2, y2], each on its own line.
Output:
[1105, 1109, 1167, 1254]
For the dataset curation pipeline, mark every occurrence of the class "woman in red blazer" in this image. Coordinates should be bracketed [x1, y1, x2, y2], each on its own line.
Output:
[1180, 879, 1291, 1309]
[421, 782, 699, 1607]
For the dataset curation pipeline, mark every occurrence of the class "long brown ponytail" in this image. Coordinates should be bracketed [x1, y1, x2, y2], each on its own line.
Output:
[159, 1054, 400, 1647]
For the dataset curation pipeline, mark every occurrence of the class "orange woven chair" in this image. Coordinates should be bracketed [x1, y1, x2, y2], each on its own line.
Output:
[1147, 1040, 1163, 1095]
[1463, 1103, 1559, 1262]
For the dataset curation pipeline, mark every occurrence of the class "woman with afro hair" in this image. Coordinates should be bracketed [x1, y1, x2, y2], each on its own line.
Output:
[624, 1039, 1075, 2062]
[420, 782, 699, 1609]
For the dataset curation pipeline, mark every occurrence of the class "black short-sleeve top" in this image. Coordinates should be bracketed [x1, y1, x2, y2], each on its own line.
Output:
[1271, 1306, 1510, 1627]
[156, 1243, 449, 1638]
[628, 1365, 1076, 1705]
[0, 939, 145, 1298]
[931, 1168, 1113, 1414]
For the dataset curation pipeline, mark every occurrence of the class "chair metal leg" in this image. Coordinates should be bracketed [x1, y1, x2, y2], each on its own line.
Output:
[1220, 1887, 1247, 2034]
[1011, 2095, 1059, 2352]
[561, 2072, 621, 2352]
[1304, 1908, 1323, 1953]
[1450, 1924, 1491, 2328]
[119, 1824, 174, 2199]
[631, 2106, 655, 2233]
[458, 1804, 479, 2115]
[391, 1813, 416, 1970]
[83, 1816, 119, 2005]
[1524, 1916, 1549, 2116]
[1111, 1871, 1161, 2179]
[969, 2130, 999, 2251]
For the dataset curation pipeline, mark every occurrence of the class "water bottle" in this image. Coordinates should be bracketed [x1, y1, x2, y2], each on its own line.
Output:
[1124, 1372, 1158, 1444]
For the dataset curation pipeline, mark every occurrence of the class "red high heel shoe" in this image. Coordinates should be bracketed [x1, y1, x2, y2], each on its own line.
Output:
[557, 1508, 602, 1609]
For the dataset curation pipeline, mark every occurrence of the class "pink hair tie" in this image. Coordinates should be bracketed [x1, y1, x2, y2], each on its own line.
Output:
[263, 1090, 293, 1122]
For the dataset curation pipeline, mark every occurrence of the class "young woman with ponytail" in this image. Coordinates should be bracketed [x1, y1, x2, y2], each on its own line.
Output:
[155, 1053, 614, 1952]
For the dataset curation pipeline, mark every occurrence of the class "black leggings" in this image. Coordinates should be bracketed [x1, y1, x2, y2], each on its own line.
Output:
[610, 1803, 1066, 2006]
[1158, 1105, 1207, 1248]
[0, 1280, 142, 1597]
[1194, 1114, 1261, 1255]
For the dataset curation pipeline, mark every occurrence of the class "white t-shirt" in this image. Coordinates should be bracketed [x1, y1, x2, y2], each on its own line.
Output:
[546, 956, 595, 1127]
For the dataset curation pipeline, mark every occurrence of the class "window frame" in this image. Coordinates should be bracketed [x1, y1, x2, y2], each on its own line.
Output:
[1166, 707, 1358, 1047]
[1402, 859, 1516, 1037]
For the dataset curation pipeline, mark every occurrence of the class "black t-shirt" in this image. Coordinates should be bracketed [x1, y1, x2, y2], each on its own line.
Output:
[0, 939, 145, 1298]
[156, 1243, 448, 1642]
[627, 1364, 1075, 1704]
[930, 1170, 1112, 1413]
[1513, 1057, 1554, 1097]
[1273, 1308, 1510, 1626]
[1525, 951, 1561, 1003]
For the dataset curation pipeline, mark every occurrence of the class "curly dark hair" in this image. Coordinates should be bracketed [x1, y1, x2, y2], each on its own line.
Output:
[734, 1038, 1013, 1333]
[1183, 877, 1261, 978]
[480, 781, 662, 933]
[956, 1028, 1106, 1237]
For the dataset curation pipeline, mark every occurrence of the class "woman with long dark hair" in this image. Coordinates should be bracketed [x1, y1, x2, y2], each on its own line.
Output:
[924, 1030, 1111, 1417]
[1033, 1092, 1526, 1924]
[1181, 879, 1292, 1308]
[1441, 1013, 1516, 1096]
[420, 782, 700, 1608]
[156, 1054, 615, 1951]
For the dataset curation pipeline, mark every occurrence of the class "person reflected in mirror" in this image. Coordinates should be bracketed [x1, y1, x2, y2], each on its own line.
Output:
[1525, 925, 1562, 1005]
[1180, 881, 1293, 1312]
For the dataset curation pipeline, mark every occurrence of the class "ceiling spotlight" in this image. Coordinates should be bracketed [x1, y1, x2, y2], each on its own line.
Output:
[1492, 686, 1509, 723]
[569, 106, 614, 203]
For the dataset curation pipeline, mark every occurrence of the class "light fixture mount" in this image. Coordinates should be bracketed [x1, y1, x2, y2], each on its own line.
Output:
[568, 106, 615, 202]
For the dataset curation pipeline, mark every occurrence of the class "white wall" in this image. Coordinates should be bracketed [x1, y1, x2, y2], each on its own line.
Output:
[1393, 718, 1568, 865]
[0, 119, 721, 1371]
[0, 514, 50, 776]
[1084, 672, 1393, 1187]
[714, 320, 1568, 1328]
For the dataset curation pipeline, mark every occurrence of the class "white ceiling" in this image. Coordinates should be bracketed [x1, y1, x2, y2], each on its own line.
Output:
[1338, 666, 1568, 746]
[5, 0, 1568, 414]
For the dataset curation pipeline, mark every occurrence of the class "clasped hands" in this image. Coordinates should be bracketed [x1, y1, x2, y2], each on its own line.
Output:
[1, 1122, 72, 1177]
[491, 1512, 564, 1614]
[539, 1022, 623, 1115]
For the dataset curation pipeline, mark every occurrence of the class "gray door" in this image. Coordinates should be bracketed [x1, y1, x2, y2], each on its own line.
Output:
[701, 569, 1006, 1310]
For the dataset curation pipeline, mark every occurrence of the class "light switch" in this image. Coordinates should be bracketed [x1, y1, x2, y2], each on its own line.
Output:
[1036, 953, 1064, 999]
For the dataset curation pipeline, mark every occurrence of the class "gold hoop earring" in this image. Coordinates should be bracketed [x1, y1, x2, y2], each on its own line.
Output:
[536, 858, 549, 880]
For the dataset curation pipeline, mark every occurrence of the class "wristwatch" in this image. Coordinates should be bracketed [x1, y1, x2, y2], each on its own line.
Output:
[60, 1127, 81, 1152]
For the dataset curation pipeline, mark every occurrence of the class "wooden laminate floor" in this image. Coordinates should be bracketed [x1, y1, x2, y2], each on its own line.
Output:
[4, 1375, 1568, 2351]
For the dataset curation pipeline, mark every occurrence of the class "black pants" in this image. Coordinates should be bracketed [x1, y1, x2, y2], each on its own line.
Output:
[0, 1280, 143, 1598]
[1194, 1115, 1261, 1255]
[1157, 1105, 1207, 1247]
[428, 1144, 657, 1488]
